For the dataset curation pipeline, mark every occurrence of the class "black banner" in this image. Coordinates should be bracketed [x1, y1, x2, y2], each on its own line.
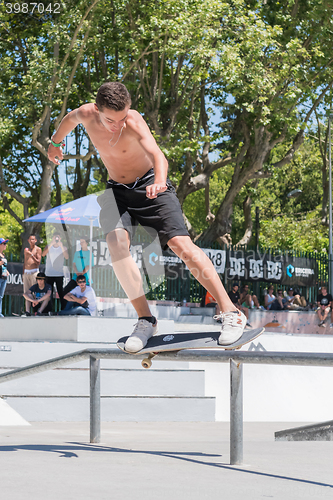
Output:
[225, 251, 317, 286]
[5, 262, 24, 295]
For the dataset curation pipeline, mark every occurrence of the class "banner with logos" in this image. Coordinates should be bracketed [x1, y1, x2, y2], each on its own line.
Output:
[224, 250, 317, 286]
[5, 244, 318, 296]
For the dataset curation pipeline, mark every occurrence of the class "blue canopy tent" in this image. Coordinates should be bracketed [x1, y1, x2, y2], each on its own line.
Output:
[24, 194, 101, 281]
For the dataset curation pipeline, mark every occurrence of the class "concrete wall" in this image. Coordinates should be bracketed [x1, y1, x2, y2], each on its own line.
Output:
[249, 309, 331, 335]
[194, 332, 333, 422]
[0, 317, 174, 342]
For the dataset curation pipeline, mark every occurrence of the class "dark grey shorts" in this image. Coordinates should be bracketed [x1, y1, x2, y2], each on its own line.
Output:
[97, 169, 189, 249]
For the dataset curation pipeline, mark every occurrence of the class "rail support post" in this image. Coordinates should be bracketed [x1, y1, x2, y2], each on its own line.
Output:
[230, 359, 243, 465]
[90, 355, 100, 443]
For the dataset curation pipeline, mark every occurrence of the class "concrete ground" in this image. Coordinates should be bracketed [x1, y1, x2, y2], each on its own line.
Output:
[0, 422, 332, 500]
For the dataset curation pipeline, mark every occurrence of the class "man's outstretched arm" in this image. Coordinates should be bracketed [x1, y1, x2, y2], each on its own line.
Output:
[48, 108, 82, 165]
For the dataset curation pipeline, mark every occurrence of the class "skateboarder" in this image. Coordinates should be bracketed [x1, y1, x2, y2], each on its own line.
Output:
[48, 82, 246, 352]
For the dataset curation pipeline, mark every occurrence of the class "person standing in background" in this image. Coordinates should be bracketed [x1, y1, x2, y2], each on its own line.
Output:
[23, 234, 42, 316]
[72, 237, 93, 285]
[0, 238, 9, 317]
[42, 231, 69, 309]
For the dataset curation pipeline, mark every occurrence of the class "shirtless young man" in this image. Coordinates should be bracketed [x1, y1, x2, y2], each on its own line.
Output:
[23, 234, 42, 315]
[48, 82, 246, 352]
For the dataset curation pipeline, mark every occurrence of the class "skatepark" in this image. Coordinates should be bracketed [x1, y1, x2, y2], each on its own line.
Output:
[0, 311, 332, 500]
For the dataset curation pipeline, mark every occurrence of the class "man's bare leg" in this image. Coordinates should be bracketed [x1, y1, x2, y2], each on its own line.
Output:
[106, 229, 152, 316]
[168, 235, 247, 344]
[106, 229, 157, 352]
[168, 235, 236, 313]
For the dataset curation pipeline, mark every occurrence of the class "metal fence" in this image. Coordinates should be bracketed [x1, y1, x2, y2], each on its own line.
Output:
[3, 243, 329, 316]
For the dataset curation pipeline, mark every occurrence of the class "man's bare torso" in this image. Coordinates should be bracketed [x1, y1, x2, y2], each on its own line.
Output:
[24, 245, 41, 271]
[80, 104, 154, 184]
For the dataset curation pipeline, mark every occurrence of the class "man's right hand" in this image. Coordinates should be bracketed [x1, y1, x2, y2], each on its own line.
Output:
[48, 143, 63, 165]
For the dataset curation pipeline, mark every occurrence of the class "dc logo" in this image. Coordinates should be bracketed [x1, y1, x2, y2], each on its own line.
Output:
[229, 257, 245, 277]
[286, 264, 295, 278]
[249, 259, 263, 279]
[149, 252, 158, 266]
[267, 261, 282, 280]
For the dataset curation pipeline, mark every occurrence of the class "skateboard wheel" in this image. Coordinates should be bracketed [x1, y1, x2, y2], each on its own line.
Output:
[142, 358, 152, 369]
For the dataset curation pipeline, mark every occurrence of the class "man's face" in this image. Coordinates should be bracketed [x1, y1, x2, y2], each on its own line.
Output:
[77, 280, 86, 291]
[322, 288, 327, 295]
[95, 104, 130, 133]
[244, 285, 249, 293]
[0, 243, 7, 252]
[233, 285, 238, 292]
[36, 278, 45, 289]
[288, 290, 293, 296]
[29, 236, 37, 246]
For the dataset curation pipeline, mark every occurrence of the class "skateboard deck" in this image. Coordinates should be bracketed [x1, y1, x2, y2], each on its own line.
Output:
[117, 327, 264, 368]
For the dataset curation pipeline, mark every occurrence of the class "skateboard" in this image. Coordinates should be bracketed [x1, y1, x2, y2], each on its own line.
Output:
[117, 327, 264, 368]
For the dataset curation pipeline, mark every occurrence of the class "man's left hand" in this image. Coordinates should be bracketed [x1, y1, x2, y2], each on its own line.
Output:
[146, 182, 167, 199]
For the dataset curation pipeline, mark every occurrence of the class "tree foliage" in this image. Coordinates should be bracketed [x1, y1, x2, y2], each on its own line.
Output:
[1, 0, 333, 253]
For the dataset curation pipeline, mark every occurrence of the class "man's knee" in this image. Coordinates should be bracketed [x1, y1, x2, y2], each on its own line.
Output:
[168, 236, 200, 262]
[106, 229, 130, 260]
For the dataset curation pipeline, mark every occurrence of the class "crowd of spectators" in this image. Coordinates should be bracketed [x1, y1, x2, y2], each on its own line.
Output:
[0, 232, 96, 318]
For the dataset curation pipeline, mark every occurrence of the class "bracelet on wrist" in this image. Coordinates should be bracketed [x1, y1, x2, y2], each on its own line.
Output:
[50, 138, 65, 148]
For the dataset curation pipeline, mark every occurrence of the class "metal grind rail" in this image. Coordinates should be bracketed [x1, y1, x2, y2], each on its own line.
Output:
[1, 348, 333, 465]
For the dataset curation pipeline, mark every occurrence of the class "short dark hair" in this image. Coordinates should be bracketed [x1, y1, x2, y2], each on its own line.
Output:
[36, 272, 46, 280]
[96, 82, 132, 111]
[76, 275, 86, 283]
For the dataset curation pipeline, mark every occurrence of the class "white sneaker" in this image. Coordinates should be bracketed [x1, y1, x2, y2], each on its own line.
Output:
[125, 319, 158, 353]
[215, 310, 247, 345]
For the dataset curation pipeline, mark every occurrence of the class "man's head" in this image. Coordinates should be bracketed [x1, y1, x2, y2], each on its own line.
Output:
[53, 231, 61, 244]
[76, 274, 87, 290]
[321, 286, 327, 295]
[95, 82, 132, 112]
[28, 234, 37, 246]
[232, 281, 239, 291]
[79, 238, 88, 248]
[0, 238, 8, 250]
[36, 272, 46, 288]
[288, 287, 293, 296]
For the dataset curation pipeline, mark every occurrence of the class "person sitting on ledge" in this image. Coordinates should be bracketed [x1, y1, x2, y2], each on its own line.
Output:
[58, 275, 96, 316]
[316, 286, 332, 328]
[265, 285, 284, 311]
[23, 272, 52, 316]
[283, 287, 307, 310]
[239, 284, 264, 311]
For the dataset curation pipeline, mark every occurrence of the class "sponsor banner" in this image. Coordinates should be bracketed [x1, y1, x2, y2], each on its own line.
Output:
[225, 251, 317, 286]
[282, 257, 317, 287]
[5, 262, 24, 295]
[226, 251, 284, 282]
[201, 249, 226, 274]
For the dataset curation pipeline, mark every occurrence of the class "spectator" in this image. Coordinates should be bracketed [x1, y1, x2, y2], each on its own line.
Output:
[58, 275, 96, 316]
[283, 287, 307, 310]
[265, 285, 284, 310]
[23, 234, 42, 315]
[0, 238, 9, 318]
[204, 290, 219, 315]
[316, 286, 332, 327]
[239, 284, 264, 310]
[42, 231, 69, 309]
[23, 272, 52, 316]
[228, 281, 252, 327]
[72, 237, 93, 285]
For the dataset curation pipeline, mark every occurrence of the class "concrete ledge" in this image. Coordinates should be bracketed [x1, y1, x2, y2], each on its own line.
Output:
[275, 420, 333, 441]
[249, 309, 332, 335]
[5, 396, 216, 422]
[0, 317, 174, 342]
